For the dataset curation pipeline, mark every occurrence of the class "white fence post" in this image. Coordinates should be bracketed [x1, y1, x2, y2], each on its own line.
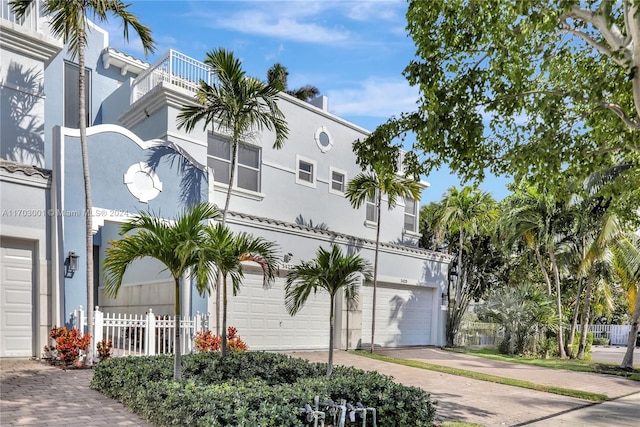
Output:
[146, 309, 156, 356]
[73, 306, 85, 332]
[93, 306, 103, 360]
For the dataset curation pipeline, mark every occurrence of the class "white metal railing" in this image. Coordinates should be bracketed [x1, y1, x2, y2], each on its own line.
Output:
[1, 0, 40, 32]
[130, 49, 215, 103]
[71, 306, 210, 358]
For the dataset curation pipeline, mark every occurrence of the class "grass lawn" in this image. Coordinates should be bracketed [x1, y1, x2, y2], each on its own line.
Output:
[353, 350, 609, 402]
[458, 347, 640, 381]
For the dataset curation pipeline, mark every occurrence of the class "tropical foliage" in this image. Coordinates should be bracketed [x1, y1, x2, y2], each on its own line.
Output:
[267, 62, 320, 102]
[285, 245, 372, 376]
[102, 202, 220, 380]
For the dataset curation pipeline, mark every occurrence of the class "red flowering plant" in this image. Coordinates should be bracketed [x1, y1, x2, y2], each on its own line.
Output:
[195, 326, 248, 352]
[96, 338, 113, 360]
[44, 326, 92, 366]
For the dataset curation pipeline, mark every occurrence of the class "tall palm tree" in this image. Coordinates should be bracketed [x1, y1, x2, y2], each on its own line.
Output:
[10, 0, 155, 366]
[613, 233, 640, 369]
[102, 203, 220, 380]
[267, 63, 320, 102]
[177, 48, 289, 334]
[202, 223, 279, 357]
[434, 186, 498, 347]
[501, 184, 574, 358]
[346, 165, 421, 353]
[285, 244, 372, 376]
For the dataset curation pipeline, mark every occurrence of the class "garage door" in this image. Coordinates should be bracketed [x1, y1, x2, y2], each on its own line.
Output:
[362, 284, 433, 348]
[0, 239, 34, 358]
[227, 275, 331, 351]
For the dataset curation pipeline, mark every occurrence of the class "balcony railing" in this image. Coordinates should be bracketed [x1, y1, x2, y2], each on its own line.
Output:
[131, 49, 215, 104]
[1, 0, 41, 32]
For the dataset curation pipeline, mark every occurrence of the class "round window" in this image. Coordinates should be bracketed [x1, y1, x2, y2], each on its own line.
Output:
[315, 127, 333, 153]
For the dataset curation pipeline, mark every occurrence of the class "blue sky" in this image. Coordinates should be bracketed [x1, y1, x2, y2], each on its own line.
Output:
[102, 0, 511, 203]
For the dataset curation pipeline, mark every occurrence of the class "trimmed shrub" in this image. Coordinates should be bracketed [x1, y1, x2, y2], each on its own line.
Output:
[92, 352, 436, 426]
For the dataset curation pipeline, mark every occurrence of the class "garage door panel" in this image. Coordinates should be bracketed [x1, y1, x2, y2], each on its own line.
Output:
[1, 239, 34, 358]
[227, 276, 331, 350]
[362, 284, 433, 348]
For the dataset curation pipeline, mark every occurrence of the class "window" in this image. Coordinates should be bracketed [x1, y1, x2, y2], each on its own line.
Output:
[366, 191, 378, 223]
[207, 135, 261, 192]
[329, 167, 346, 195]
[404, 197, 418, 233]
[296, 155, 316, 187]
[64, 62, 91, 128]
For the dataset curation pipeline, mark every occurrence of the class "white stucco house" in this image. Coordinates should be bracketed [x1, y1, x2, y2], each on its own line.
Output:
[0, 0, 451, 358]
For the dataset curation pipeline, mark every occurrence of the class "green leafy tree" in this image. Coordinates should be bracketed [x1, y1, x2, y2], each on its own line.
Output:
[480, 284, 557, 355]
[431, 186, 499, 347]
[501, 183, 575, 358]
[102, 203, 220, 380]
[285, 244, 372, 376]
[202, 223, 279, 357]
[10, 0, 155, 366]
[346, 157, 421, 353]
[177, 48, 289, 334]
[267, 63, 320, 102]
[365, 0, 639, 215]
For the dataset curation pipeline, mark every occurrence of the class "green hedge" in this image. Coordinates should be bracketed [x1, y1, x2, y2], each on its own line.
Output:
[92, 352, 437, 426]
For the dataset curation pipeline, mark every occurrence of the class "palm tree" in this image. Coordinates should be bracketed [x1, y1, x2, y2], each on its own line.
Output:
[10, 0, 155, 366]
[267, 63, 320, 102]
[102, 203, 220, 380]
[285, 244, 372, 376]
[613, 233, 640, 369]
[202, 223, 279, 357]
[434, 186, 498, 347]
[501, 184, 574, 358]
[177, 48, 289, 334]
[346, 165, 421, 353]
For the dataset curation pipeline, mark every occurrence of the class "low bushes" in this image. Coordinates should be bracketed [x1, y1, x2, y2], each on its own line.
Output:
[92, 352, 437, 426]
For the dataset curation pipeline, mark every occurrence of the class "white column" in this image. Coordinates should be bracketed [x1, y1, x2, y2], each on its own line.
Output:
[146, 309, 156, 356]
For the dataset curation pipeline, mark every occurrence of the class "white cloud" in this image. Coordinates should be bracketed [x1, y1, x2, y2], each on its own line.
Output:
[345, 0, 403, 22]
[327, 78, 419, 118]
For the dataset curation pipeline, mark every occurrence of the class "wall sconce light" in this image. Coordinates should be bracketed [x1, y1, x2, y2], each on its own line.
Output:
[283, 253, 293, 263]
[65, 251, 79, 278]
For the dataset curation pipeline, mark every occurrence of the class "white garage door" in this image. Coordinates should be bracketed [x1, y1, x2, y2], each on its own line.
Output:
[362, 284, 433, 348]
[226, 276, 332, 351]
[0, 239, 34, 358]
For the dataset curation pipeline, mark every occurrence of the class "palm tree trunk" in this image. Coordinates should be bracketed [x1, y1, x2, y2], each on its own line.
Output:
[446, 231, 465, 347]
[214, 138, 238, 337]
[327, 294, 335, 377]
[370, 191, 382, 353]
[221, 275, 228, 357]
[578, 277, 595, 359]
[174, 277, 182, 380]
[567, 279, 584, 358]
[621, 289, 640, 369]
[549, 249, 567, 358]
[78, 31, 94, 367]
[534, 246, 552, 296]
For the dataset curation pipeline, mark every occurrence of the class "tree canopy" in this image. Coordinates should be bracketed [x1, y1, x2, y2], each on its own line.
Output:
[368, 0, 639, 209]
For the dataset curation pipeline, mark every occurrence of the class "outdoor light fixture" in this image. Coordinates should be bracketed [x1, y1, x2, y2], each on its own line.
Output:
[283, 253, 293, 263]
[65, 251, 79, 278]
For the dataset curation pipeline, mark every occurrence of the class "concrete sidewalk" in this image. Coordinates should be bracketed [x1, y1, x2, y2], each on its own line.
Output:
[0, 359, 153, 427]
[291, 349, 640, 427]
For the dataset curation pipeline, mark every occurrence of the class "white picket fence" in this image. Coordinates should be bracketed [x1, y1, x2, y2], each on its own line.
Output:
[71, 306, 210, 359]
[455, 322, 634, 347]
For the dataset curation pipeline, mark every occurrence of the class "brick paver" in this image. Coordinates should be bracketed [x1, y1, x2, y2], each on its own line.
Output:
[290, 349, 640, 427]
[0, 360, 153, 427]
[377, 347, 640, 398]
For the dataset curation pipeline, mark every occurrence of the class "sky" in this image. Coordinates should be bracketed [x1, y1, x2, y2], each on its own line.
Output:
[102, 0, 512, 204]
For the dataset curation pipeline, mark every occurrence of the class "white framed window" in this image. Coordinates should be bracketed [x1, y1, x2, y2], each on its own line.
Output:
[404, 197, 418, 233]
[366, 191, 378, 223]
[296, 155, 317, 188]
[207, 135, 261, 192]
[64, 61, 91, 128]
[314, 126, 333, 153]
[329, 167, 347, 195]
